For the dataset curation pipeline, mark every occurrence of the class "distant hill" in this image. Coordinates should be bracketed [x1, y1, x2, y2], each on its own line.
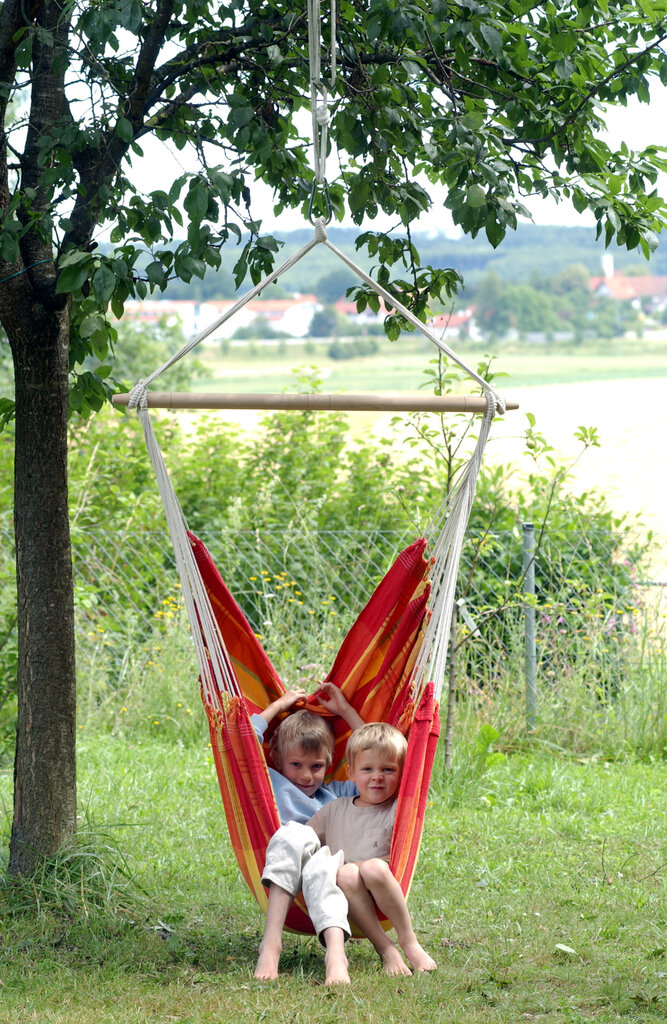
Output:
[159, 222, 665, 302]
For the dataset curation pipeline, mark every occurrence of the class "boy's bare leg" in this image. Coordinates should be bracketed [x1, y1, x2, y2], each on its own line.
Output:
[358, 860, 436, 972]
[337, 864, 412, 976]
[321, 926, 350, 985]
[254, 884, 294, 980]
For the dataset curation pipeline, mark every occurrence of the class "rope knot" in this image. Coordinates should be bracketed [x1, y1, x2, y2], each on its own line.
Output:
[315, 100, 330, 126]
[490, 389, 506, 416]
[127, 380, 148, 411]
[313, 218, 328, 243]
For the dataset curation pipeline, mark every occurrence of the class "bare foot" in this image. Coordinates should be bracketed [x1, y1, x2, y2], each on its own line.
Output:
[324, 947, 350, 985]
[380, 944, 412, 977]
[254, 940, 282, 981]
[402, 938, 437, 972]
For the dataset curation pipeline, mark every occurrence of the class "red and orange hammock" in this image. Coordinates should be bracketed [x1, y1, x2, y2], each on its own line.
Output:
[190, 531, 440, 935]
[123, 381, 501, 936]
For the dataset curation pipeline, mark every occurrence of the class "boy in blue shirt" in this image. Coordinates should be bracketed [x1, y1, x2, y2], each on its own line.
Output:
[251, 682, 364, 983]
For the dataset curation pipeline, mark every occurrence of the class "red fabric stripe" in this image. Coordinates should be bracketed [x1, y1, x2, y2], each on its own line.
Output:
[390, 684, 440, 893]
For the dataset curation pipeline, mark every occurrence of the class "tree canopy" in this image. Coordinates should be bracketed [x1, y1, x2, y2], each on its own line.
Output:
[2, 0, 667, 873]
[3, 0, 667, 413]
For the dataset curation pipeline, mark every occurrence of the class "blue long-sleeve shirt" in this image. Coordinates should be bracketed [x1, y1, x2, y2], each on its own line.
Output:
[251, 714, 357, 824]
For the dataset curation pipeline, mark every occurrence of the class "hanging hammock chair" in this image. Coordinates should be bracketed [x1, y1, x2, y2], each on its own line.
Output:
[189, 530, 438, 935]
[113, 0, 516, 938]
[118, 365, 507, 934]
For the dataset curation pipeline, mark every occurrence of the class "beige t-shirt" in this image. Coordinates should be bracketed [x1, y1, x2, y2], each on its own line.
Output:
[307, 796, 396, 863]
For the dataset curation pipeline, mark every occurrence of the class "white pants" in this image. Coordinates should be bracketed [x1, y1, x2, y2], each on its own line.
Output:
[261, 821, 349, 941]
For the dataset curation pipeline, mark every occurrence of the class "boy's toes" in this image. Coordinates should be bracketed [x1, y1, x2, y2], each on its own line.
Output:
[381, 946, 412, 977]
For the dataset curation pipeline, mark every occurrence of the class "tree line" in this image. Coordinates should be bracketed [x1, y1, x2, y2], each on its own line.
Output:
[159, 223, 667, 306]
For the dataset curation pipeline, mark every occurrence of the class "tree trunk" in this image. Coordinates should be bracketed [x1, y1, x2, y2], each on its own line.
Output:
[7, 295, 76, 876]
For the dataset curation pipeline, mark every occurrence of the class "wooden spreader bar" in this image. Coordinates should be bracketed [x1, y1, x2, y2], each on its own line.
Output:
[113, 392, 518, 414]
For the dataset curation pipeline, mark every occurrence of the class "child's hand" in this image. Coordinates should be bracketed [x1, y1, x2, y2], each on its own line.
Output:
[315, 681, 365, 730]
[275, 688, 308, 712]
[315, 681, 349, 715]
[259, 688, 308, 726]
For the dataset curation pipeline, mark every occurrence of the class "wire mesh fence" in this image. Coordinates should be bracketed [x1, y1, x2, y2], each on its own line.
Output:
[2, 519, 665, 717]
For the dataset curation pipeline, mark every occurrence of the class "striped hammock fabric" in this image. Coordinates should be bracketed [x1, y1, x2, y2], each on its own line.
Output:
[190, 532, 440, 934]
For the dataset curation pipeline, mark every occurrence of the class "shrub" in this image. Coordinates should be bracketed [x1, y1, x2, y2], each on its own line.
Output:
[0, 364, 660, 760]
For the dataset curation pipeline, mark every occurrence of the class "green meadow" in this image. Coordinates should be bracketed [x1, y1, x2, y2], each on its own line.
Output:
[193, 335, 667, 394]
[1, 739, 665, 1024]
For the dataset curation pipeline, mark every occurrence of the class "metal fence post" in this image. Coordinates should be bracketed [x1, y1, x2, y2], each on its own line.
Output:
[522, 522, 537, 731]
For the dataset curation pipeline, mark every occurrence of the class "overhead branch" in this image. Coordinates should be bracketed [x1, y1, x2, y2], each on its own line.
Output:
[144, 14, 298, 110]
[124, 0, 176, 127]
[66, 4, 181, 251]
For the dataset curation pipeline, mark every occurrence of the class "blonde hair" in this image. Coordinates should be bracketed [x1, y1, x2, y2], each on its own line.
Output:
[346, 722, 407, 770]
[270, 710, 335, 768]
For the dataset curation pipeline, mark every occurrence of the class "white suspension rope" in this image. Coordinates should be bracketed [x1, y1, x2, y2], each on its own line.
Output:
[308, 0, 337, 183]
[410, 393, 497, 702]
[127, 218, 503, 417]
[128, 390, 239, 709]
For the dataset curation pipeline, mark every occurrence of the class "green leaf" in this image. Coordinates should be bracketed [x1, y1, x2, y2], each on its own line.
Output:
[0, 397, 15, 429]
[145, 261, 166, 287]
[90, 330, 109, 360]
[228, 106, 254, 128]
[79, 313, 106, 339]
[555, 58, 576, 80]
[480, 24, 502, 56]
[55, 261, 90, 295]
[467, 184, 486, 208]
[385, 316, 401, 342]
[115, 117, 134, 143]
[183, 180, 209, 223]
[92, 264, 116, 305]
[110, 291, 126, 320]
[233, 257, 247, 290]
[485, 218, 506, 248]
[641, 228, 660, 253]
[58, 249, 89, 269]
[461, 111, 485, 131]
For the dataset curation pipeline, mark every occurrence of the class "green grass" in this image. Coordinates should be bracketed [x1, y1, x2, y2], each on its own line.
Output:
[193, 336, 667, 395]
[1, 737, 665, 1023]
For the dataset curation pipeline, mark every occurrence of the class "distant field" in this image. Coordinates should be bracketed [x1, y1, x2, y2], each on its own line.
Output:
[188, 339, 667, 578]
[194, 336, 667, 394]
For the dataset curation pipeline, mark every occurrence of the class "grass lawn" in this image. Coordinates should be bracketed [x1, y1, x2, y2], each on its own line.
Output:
[1, 738, 665, 1023]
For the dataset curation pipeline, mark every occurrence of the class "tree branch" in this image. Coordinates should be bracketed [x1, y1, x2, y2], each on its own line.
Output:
[124, 0, 176, 126]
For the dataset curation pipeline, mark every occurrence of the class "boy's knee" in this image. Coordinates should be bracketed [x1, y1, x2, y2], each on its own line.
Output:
[359, 858, 392, 886]
[337, 862, 360, 887]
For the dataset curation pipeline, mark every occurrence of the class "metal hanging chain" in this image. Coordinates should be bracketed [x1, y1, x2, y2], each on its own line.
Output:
[307, 0, 336, 191]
